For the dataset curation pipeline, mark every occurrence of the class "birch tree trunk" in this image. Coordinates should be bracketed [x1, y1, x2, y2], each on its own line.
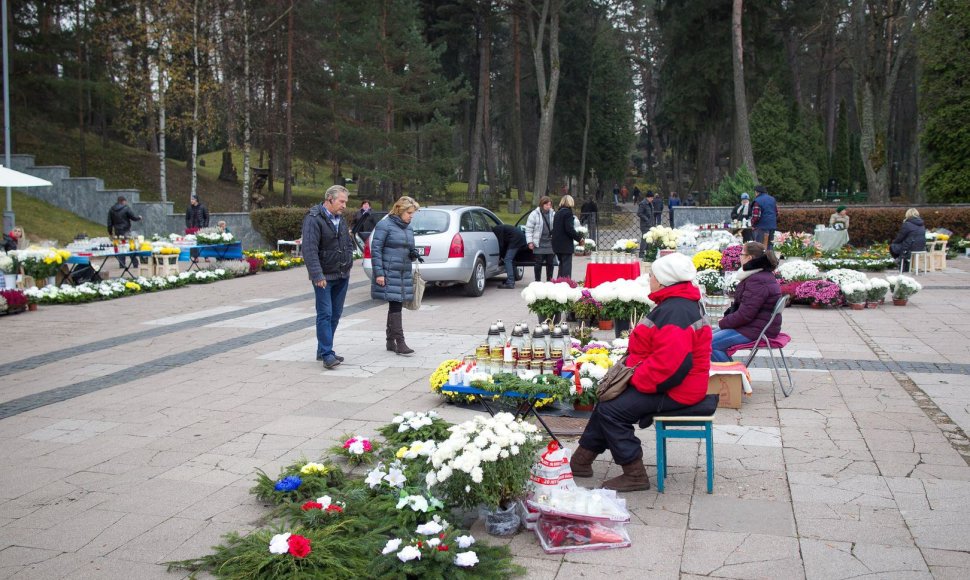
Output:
[731, 0, 757, 180]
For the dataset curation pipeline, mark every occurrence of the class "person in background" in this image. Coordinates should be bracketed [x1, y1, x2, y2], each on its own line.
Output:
[580, 197, 599, 240]
[551, 195, 584, 279]
[890, 208, 926, 273]
[612, 185, 620, 205]
[370, 196, 421, 356]
[526, 196, 556, 281]
[185, 195, 210, 231]
[710, 242, 781, 362]
[569, 253, 712, 492]
[750, 185, 778, 248]
[731, 193, 753, 242]
[217, 220, 230, 234]
[651, 191, 664, 227]
[637, 191, 657, 258]
[829, 206, 850, 231]
[632, 185, 641, 205]
[620, 184, 629, 204]
[107, 196, 143, 269]
[351, 199, 377, 243]
[668, 192, 681, 226]
[302, 185, 354, 369]
[683, 193, 697, 207]
[3, 226, 25, 252]
[492, 224, 527, 289]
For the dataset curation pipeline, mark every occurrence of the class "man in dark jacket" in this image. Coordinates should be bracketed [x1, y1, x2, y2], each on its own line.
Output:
[302, 186, 354, 369]
[185, 195, 210, 231]
[750, 185, 778, 248]
[890, 208, 927, 272]
[651, 192, 664, 227]
[107, 196, 142, 268]
[492, 224, 527, 289]
[350, 200, 377, 243]
[637, 192, 656, 258]
[580, 198, 598, 239]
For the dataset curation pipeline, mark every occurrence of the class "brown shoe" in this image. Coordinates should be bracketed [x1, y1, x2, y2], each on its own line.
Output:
[569, 446, 599, 478]
[602, 454, 650, 492]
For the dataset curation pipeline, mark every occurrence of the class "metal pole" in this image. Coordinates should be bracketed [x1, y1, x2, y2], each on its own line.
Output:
[2, 0, 14, 232]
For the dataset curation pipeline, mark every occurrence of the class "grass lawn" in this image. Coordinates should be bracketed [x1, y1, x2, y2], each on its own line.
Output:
[5, 190, 104, 244]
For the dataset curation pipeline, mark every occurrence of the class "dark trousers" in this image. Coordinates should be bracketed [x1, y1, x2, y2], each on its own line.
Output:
[654, 212, 662, 227]
[754, 228, 775, 249]
[556, 252, 574, 280]
[503, 247, 520, 284]
[578, 386, 691, 465]
[313, 277, 350, 360]
[534, 253, 555, 281]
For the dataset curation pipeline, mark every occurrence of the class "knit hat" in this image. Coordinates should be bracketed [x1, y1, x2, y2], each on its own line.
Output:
[754, 185, 768, 194]
[740, 193, 749, 200]
[836, 205, 846, 213]
[651, 252, 697, 287]
[646, 190, 655, 198]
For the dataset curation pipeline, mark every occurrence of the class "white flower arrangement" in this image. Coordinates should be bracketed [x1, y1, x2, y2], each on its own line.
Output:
[695, 270, 726, 295]
[642, 225, 682, 249]
[841, 281, 869, 303]
[866, 278, 890, 302]
[391, 410, 440, 433]
[0, 253, 14, 274]
[825, 268, 868, 290]
[611, 239, 639, 253]
[886, 275, 922, 300]
[777, 260, 821, 282]
[196, 230, 236, 244]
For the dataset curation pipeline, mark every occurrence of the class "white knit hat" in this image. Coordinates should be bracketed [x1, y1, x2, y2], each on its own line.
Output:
[651, 253, 697, 287]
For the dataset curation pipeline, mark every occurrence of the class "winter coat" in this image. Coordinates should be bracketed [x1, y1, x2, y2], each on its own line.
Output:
[2, 233, 18, 252]
[301, 204, 354, 282]
[652, 197, 664, 216]
[626, 282, 712, 405]
[351, 209, 377, 237]
[890, 217, 926, 258]
[829, 213, 850, 230]
[107, 203, 141, 236]
[668, 197, 681, 210]
[718, 255, 782, 341]
[751, 192, 778, 230]
[731, 201, 752, 221]
[637, 200, 655, 230]
[525, 206, 554, 249]
[185, 203, 210, 228]
[369, 214, 415, 303]
[492, 224, 526, 256]
[551, 207, 582, 254]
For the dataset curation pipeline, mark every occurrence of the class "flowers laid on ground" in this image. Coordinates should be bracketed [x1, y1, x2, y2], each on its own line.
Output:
[777, 260, 821, 282]
[211, 260, 253, 276]
[692, 249, 723, 272]
[720, 244, 743, 271]
[825, 268, 868, 289]
[814, 256, 895, 271]
[521, 281, 582, 321]
[252, 458, 346, 504]
[244, 249, 305, 272]
[378, 411, 454, 446]
[0, 289, 27, 312]
[887, 275, 922, 301]
[329, 435, 379, 466]
[794, 279, 842, 307]
[425, 412, 544, 510]
[611, 239, 640, 254]
[269, 532, 312, 558]
[22, 270, 235, 305]
[695, 270, 726, 296]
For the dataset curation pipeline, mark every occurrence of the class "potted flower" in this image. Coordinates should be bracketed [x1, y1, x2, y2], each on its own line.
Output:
[692, 250, 723, 273]
[886, 275, 922, 305]
[866, 278, 890, 307]
[571, 290, 602, 324]
[0, 289, 27, 314]
[572, 381, 598, 411]
[842, 281, 868, 310]
[720, 244, 743, 271]
[794, 279, 842, 308]
[695, 270, 726, 296]
[521, 281, 581, 324]
[425, 413, 544, 536]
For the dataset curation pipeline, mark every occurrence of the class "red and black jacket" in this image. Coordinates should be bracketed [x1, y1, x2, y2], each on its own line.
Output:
[626, 282, 712, 405]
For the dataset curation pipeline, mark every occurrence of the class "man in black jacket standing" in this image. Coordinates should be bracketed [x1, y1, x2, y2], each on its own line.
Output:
[302, 185, 354, 369]
[637, 191, 657, 259]
[185, 195, 210, 231]
[107, 196, 142, 268]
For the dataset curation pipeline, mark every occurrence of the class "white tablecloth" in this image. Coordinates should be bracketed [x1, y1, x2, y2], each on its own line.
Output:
[813, 228, 849, 252]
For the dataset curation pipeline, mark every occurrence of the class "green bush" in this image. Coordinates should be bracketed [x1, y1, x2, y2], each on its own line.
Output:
[777, 206, 970, 245]
[251, 207, 310, 243]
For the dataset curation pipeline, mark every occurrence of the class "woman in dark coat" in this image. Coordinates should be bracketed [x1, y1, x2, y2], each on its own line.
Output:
[890, 208, 927, 272]
[711, 242, 781, 362]
[551, 195, 584, 279]
[370, 196, 421, 356]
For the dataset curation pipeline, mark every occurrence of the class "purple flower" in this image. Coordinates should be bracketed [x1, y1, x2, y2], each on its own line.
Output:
[274, 475, 303, 492]
[794, 279, 842, 306]
[720, 245, 743, 271]
[550, 277, 578, 288]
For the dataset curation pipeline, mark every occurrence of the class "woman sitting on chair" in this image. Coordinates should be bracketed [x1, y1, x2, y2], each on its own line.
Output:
[829, 206, 850, 231]
[711, 242, 782, 362]
[890, 208, 926, 273]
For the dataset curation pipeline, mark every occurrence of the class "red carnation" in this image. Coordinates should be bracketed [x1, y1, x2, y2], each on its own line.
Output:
[325, 504, 343, 513]
[437, 545, 449, 552]
[287, 534, 312, 558]
[301, 501, 323, 511]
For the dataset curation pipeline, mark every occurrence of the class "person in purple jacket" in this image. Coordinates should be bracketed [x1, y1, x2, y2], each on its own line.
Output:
[710, 242, 782, 362]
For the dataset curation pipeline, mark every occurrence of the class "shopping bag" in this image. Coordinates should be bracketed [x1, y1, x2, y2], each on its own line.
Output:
[528, 441, 576, 496]
[404, 266, 425, 311]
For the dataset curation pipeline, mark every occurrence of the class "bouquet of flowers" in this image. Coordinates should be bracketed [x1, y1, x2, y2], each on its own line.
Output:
[720, 244, 743, 271]
[330, 435, 380, 466]
[372, 523, 520, 579]
[425, 413, 544, 510]
[378, 411, 453, 446]
[695, 270, 725, 296]
[642, 225, 681, 249]
[777, 260, 821, 282]
[611, 239, 639, 254]
[825, 268, 868, 289]
[0, 253, 14, 274]
[252, 458, 346, 504]
[692, 250, 723, 272]
[887, 275, 922, 300]
[866, 278, 890, 302]
[794, 279, 842, 307]
[775, 231, 819, 259]
[841, 281, 868, 304]
[195, 229, 235, 244]
[520, 281, 582, 321]
[10, 248, 72, 280]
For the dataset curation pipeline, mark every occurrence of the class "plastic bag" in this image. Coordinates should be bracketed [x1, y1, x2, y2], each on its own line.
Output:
[528, 441, 576, 496]
[480, 503, 520, 536]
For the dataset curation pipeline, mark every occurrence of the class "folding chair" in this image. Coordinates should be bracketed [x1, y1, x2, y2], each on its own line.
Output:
[725, 295, 794, 397]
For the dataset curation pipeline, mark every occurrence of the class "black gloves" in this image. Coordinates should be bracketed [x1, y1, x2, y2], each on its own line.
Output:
[408, 248, 421, 261]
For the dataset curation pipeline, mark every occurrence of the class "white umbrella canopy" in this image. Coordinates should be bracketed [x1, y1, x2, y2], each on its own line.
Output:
[0, 165, 52, 188]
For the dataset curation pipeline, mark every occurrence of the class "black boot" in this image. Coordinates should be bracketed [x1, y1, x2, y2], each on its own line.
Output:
[385, 312, 395, 352]
[388, 311, 414, 356]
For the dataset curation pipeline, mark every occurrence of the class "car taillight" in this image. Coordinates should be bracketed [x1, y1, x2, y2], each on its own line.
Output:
[363, 237, 371, 259]
[448, 233, 464, 258]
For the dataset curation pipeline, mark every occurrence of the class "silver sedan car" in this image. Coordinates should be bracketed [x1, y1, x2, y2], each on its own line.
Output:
[362, 205, 524, 297]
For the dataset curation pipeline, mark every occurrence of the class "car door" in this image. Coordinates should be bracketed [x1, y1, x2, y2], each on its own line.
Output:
[476, 210, 504, 275]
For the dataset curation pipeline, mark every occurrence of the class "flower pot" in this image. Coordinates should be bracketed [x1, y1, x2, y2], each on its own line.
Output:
[27, 303, 38, 311]
[46, 276, 56, 287]
[866, 300, 879, 308]
[849, 302, 865, 310]
[810, 302, 822, 309]
[481, 504, 521, 536]
[613, 318, 631, 338]
[893, 298, 908, 306]
[597, 319, 613, 330]
[573, 401, 595, 412]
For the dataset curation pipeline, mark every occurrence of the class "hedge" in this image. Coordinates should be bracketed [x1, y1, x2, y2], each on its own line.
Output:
[777, 206, 970, 245]
[250, 207, 309, 243]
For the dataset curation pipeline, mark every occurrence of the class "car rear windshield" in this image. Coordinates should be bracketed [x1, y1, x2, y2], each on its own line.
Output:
[411, 210, 450, 235]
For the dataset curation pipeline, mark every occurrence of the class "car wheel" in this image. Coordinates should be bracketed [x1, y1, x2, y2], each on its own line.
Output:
[463, 259, 486, 297]
[514, 266, 524, 281]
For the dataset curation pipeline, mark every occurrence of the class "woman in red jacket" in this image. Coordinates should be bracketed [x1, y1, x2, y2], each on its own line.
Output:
[570, 253, 712, 492]
[711, 242, 781, 362]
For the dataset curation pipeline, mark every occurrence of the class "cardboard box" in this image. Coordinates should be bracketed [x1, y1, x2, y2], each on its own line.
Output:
[708, 374, 743, 409]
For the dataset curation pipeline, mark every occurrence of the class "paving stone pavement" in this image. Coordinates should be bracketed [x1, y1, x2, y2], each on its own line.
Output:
[1, 256, 970, 579]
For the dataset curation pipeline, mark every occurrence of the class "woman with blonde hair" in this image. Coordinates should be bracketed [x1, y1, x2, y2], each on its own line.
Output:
[370, 196, 421, 355]
[551, 195, 583, 279]
[890, 208, 926, 272]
